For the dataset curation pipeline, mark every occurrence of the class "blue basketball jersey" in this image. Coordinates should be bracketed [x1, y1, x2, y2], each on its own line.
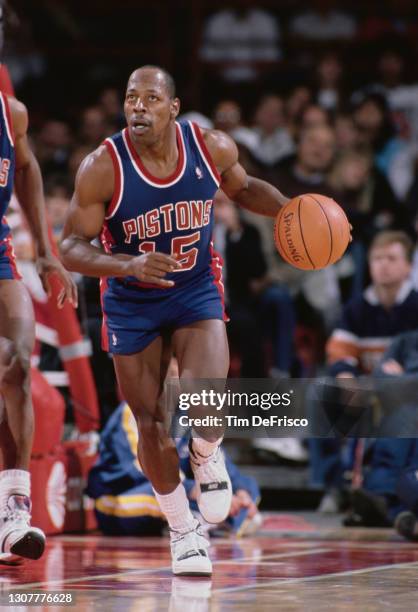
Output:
[0, 92, 15, 243]
[100, 120, 222, 295]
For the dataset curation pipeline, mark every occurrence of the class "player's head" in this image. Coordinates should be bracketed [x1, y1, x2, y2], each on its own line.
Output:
[124, 65, 180, 144]
[368, 231, 413, 288]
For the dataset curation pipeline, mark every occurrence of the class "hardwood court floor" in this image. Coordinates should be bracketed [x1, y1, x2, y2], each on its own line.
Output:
[1, 516, 418, 611]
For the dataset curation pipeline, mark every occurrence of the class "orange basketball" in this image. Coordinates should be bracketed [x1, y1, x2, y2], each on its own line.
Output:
[274, 194, 351, 270]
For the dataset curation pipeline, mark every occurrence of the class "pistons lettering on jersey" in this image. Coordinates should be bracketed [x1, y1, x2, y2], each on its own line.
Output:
[0, 158, 10, 187]
[122, 199, 213, 244]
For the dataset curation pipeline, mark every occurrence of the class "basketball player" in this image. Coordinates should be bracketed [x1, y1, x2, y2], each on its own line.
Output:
[0, 93, 77, 564]
[60, 66, 289, 576]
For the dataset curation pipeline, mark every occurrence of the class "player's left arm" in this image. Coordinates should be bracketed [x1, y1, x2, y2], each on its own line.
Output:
[203, 128, 289, 217]
[9, 96, 77, 307]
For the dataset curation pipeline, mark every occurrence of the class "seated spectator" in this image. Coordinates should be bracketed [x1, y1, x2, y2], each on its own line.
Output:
[247, 95, 295, 167]
[212, 99, 256, 153]
[345, 330, 418, 528]
[86, 402, 261, 537]
[299, 104, 331, 130]
[285, 86, 312, 140]
[34, 119, 73, 176]
[200, 5, 281, 84]
[98, 87, 125, 131]
[79, 106, 110, 149]
[44, 175, 72, 241]
[334, 113, 360, 152]
[328, 147, 394, 239]
[313, 53, 346, 112]
[289, 0, 357, 42]
[352, 92, 414, 200]
[310, 231, 418, 511]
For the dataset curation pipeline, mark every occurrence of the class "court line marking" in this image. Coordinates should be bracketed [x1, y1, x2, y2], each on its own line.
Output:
[213, 561, 418, 594]
[3, 547, 330, 590]
[215, 547, 333, 564]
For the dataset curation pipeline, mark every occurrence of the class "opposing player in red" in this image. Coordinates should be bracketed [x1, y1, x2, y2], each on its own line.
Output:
[0, 93, 77, 563]
[60, 66, 289, 575]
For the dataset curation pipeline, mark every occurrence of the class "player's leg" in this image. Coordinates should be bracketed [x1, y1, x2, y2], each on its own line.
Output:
[172, 319, 232, 523]
[0, 279, 45, 563]
[112, 335, 211, 575]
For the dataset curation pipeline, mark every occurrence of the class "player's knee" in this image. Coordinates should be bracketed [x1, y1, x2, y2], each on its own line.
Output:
[1, 343, 31, 389]
[0, 337, 15, 370]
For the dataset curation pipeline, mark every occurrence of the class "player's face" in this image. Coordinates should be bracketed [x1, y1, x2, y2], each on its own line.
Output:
[124, 71, 179, 144]
[369, 243, 411, 287]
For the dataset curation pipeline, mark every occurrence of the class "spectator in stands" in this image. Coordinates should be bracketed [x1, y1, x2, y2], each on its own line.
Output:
[328, 147, 399, 239]
[79, 106, 109, 149]
[270, 124, 336, 198]
[68, 145, 92, 182]
[44, 176, 72, 242]
[248, 95, 295, 167]
[289, 0, 357, 42]
[299, 104, 331, 130]
[346, 330, 418, 528]
[212, 99, 256, 153]
[98, 87, 125, 131]
[310, 231, 418, 511]
[334, 113, 360, 152]
[352, 92, 414, 200]
[285, 86, 312, 140]
[200, 4, 281, 84]
[34, 120, 73, 177]
[313, 53, 346, 112]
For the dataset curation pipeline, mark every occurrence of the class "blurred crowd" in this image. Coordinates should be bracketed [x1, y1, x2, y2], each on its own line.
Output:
[6, 0, 418, 536]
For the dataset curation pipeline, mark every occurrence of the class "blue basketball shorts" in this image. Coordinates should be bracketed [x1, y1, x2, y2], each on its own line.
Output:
[0, 236, 21, 280]
[101, 273, 226, 355]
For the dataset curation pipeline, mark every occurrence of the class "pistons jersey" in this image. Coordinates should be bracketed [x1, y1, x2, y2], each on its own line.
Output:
[0, 92, 15, 243]
[100, 120, 223, 294]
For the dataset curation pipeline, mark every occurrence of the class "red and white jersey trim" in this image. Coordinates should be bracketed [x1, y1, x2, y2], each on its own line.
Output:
[104, 138, 124, 220]
[0, 92, 14, 147]
[188, 121, 221, 188]
[122, 122, 187, 188]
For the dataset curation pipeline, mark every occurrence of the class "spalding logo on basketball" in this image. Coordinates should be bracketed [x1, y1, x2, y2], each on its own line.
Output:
[47, 461, 67, 529]
[274, 193, 351, 270]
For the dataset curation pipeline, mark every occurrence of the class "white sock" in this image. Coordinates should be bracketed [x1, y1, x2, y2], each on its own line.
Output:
[191, 435, 222, 464]
[153, 482, 196, 533]
[0, 469, 31, 509]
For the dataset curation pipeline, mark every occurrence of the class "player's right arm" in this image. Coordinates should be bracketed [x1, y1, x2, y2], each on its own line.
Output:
[60, 147, 180, 286]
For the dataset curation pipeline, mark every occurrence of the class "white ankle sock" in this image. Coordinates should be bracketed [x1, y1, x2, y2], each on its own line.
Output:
[191, 436, 222, 463]
[0, 469, 31, 509]
[153, 482, 196, 533]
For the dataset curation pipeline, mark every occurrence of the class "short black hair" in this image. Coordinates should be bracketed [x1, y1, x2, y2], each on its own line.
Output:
[133, 65, 176, 99]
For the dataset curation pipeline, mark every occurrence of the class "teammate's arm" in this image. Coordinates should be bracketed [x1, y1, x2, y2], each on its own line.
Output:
[203, 129, 289, 216]
[10, 96, 77, 307]
[60, 147, 180, 286]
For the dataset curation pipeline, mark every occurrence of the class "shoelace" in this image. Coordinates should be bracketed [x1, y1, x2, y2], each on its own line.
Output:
[170, 524, 208, 558]
[1, 506, 31, 525]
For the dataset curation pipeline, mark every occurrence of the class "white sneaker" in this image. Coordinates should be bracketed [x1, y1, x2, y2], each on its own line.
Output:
[0, 495, 45, 563]
[170, 521, 212, 576]
[189, 444, 232, 524]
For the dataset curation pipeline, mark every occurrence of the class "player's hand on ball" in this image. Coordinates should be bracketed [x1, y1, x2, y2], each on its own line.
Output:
[127, 251, 181, 287]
